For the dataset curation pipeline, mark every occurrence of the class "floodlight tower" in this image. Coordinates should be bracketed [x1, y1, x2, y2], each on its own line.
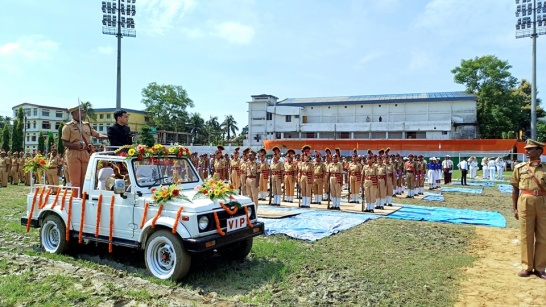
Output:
[516, 0, 546, 140]
[101, 0, 136, 110]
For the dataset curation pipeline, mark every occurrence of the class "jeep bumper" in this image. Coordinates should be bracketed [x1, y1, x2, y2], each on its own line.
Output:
[21, 217, 39, 228]
[183, 221, 265, 253]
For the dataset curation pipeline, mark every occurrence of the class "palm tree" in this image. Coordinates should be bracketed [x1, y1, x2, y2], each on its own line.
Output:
[188, 112, 205, 144]
[221, 115, 239, 140]
[80, 101, 97, 122]
[205, 116, 221, 144]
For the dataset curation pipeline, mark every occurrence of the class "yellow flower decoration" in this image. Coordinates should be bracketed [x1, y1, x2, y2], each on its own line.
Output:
[128, 148, 136, 156]
[168, 147, 175, 153]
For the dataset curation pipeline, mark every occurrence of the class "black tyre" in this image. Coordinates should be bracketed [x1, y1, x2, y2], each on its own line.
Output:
[40, 214, 69, 254]
[145, 230, 191, 281]
[219, 238, 253, 261]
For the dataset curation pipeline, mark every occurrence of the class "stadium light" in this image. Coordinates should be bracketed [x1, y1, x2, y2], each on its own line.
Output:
[102, 0, 136, 110]
[516, 0, 545, 140]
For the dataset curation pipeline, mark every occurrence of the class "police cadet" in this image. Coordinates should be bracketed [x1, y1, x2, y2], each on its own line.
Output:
[230, 147, 241, 192]
[375, 149, 387, 210]
[198, 153, 209, 180]
[323, 148, 332, 201]
[362, 150, 378, 212]
[6, 151, 12, 184]
[245, 150, 260, 207]
[385, 149, 395, 207]
[18, 151, 25, 185]
[46, 149, 61, 194]
[312, 151, 327, 204]
[61, 106, 108, 197]
[298, 145, 313, 208]
[405, 153, 418, 198]
[256, 148, 269, 201]
[284, 149, 296, 202]
[213, 146, 227, 180]
[240, 148, 251, 196]
[10, 151, 19, 185]
[327, 152, 344, 210]
[270, 147, 284, 206]
[394, 154, 404, 195]
[511, 139, 546, 280]
[348, 149, 362, 203]
[0, 150, 7, 187]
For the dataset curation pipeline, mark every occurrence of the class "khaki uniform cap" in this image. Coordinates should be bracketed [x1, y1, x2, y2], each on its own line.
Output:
[524, 139, 545, 149]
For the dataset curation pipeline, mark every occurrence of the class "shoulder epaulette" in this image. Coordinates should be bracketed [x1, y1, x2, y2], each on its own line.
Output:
[515, 162, 526, 169]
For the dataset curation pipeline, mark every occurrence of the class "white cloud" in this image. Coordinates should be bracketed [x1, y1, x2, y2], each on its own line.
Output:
[213, 21, 255, 45]
[0, 35, 58, 61]
[181, 27, 205, 39]
[407, 50, 436, 73]
[96, 46, 113, 55]
[139, 0, 196, 36]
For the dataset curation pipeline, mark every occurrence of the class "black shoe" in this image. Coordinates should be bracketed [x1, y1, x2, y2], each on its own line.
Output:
[406, 196, 411, 198]
[370, 209, 375, 213]
[388, 204, 392, 206]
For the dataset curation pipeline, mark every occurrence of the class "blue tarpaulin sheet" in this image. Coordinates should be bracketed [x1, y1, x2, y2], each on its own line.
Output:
[498, 184, 513, 194]
[422, 192, 444, 202]
[387, 204, 506, 228]
[452, 181, 494, 187]
[441, 187, 484, 194]
[259, 206, 379, 241]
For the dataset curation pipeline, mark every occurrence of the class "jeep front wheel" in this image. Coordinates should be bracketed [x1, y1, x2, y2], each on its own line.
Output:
[219, 238, 253, 261]
[145, 230, 191, 281]
[41, 214, 69, 254]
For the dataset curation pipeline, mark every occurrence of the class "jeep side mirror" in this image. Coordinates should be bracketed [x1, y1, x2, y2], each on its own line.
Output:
[113, 179, 126, 194]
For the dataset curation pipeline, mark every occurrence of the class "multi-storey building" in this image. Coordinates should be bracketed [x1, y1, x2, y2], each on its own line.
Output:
[245, 92, 478, 147]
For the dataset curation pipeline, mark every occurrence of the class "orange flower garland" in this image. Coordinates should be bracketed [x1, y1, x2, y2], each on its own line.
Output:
[140, 202, 149, 229]
[213, 211, 226, 236]
[78, 192, 87, 243]
[50, 189, 61, 210]
[37, 187, 46, 210]
[172, 206, 184, 234]
[60, 188, 68, 211]
[151, 204, 164, 228]
[218, 202, 238, 215]
[66, 193, 74, 241]
[40, 188, 52, 210]
[109, 195, 115, 253]
[95, 194, 103, 237]
[25, 188, 40, 233]
[244, 206, 254, 228]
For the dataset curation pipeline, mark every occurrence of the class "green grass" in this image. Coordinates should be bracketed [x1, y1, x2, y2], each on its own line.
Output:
[0, 184, 506, 305]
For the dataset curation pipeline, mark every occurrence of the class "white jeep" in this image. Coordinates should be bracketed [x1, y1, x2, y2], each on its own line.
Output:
[21, 147, 264, 281]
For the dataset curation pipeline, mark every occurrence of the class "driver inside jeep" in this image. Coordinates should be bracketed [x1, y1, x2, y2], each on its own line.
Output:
[106, 163, 131, 191]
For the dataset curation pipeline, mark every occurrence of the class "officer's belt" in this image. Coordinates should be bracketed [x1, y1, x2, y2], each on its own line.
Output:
[521, 189, 546, 196]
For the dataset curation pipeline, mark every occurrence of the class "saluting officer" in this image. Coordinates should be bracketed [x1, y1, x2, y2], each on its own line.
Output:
[385, 151, 395, 207]
[375, 149, 387, 210]
[61, 106, 108, 197]
[18, 152, 25, 185]
[240, 148, 251, 196]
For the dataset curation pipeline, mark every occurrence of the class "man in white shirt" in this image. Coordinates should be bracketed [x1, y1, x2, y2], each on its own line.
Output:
[442, 155, 454, 184]
[457, 158, 468, 186]
[488, 158, 496, 180]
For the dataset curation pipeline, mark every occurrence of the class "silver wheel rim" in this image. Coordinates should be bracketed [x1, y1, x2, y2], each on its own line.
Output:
[147, 236, 177, 279]
[42, 220, 61, 252]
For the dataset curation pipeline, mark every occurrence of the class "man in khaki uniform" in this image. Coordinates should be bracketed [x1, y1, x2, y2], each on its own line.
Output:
[327, 154, 343, 210]
[6, 151, 12, 184]
[62, 106, 108, 197]
[239, 149, 249, 196]
[0, 151, 7, 187]
[405, 154, 417, 198]
[312, 152, 327, 204]
[213, 146, 227, 180]
[258, 148, 269, 201]
[10, 151, 19, 185]
[198, 153, 209, 180]
[323, 149, 332, 201]
[283, 149, 296, 202]
[348, 153, 362, 203]
[298, 145, 313, 208]
[511, 139, 546, 279]
[375, 152, 387, 210]
[269, 147, 284, 206]
[362, 152, 378, 212]
[230, 148, 241, 191]
[245, 150, 260, 207]
[385, 155, 395, 207]
[18, 152, 25, 185]
[46, 149, 61, 194]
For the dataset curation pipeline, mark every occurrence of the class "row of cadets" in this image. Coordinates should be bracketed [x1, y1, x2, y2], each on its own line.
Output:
[270, 146, 284, 206]
[283, 149, 297, 202]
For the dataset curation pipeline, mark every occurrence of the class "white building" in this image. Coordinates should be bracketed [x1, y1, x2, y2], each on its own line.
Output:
[245, 92, 478, 147]
[12, 103, 70, 152]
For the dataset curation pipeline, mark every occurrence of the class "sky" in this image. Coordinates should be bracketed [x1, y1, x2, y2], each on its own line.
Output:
[1, 0, 544, 132]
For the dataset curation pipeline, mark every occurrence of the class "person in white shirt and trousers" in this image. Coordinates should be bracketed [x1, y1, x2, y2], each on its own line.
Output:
[457, 158, 468, 186]
[496, 157, 506, 180]
[469, 156, 478, 179]
[488, 158, 496, 181]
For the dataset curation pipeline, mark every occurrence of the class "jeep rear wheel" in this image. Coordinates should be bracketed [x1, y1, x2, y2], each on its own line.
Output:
[41, 215, 69, 254]
[145, 230, 191, 281]
[219, 238, 253, 261]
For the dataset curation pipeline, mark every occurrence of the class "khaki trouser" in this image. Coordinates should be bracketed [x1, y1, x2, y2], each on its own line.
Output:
[518, 194, 546, 272]
[230, 170, 240, 190]
[386, 174, 394, 195]
[284, 175, 294, 197]
[364, 180, 377, 203]
[377, 178, 386, 198]
[272, 174, 282, 195]
[19, 168, 25, 184]
[406, 172, 415, 189]
[0, 167, 7, 187]
[67, 149, 90, 197]
[300, 175, 312, 197]
[259, 174, 268, 194]
[46, 168, 60, 193]
[313, 176, 323, 196]
[246, 178, 258, 206]
[240, 174, 247, 196]
[10, 167, 18, 184]
[329, 176, 341, 198]
[350, 175, 361, 195]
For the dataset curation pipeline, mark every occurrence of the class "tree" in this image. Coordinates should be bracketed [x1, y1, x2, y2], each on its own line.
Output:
[188, 112, 205, 144]
[204, 116, 222, 145]
[47, 132, 55, 151]
[38, 131, 45, 153]
[80, 101, 97, 122]
[1, 124, 10, 151]
[510, 79, 545, 140]
[57, 123, 65, 154]
[11, 108, 24, 152]
[141, 83, 194, 132]
[137, 126, 156, 147]
[221, 115, 239, 140]
[452, 55, 519, 139]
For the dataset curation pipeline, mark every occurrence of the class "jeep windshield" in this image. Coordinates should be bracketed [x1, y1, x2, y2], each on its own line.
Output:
[132, 156, 199, 188]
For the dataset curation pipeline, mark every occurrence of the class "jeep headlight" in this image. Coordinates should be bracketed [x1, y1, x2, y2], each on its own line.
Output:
[246, 205, 254, 219]
[198, 216, 209, 231]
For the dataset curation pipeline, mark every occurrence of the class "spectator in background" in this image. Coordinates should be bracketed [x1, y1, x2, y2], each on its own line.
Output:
[107, 110, 132, 147]
[457, 158, 468, 186]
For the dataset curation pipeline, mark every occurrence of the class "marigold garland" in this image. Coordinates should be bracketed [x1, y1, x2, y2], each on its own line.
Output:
[50, 189, 61, 210]
[60, 188, 68, 211]
[109, 195, 115, 253]
[218, 202, 238, 215]
[37, 187, 46, 210]
[151, 204, 164, 228]
[95, 194, 103, 237]
[25, 188, 40, 233]
[172, 206, 184, 234]
[40, 188, 52, 210]
[78, 192, 87, 244]
[244, 206, 254, 228]
[140, 202, 149, 229]
[213, 211, 226, 236]
[66, 193, 74, 241]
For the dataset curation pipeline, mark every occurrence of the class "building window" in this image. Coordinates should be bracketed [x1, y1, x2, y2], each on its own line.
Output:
[27, 136, 30, 142]
[286, 115, 291, 122]
[55, 122, 61, 130]
[406, 132, 417, 139]
[442, 131, 448, 135]
[99, 125, 104, 132]
[294, 115, 299, 119]
[26, 122, 30, 129]
[275, 133, 281, 139]
[144, 116, 150, 123]
[339, 132, 350, 139]
[100, 114, 104, 119]
[305, 132, 316, 138]
[33, 121, 36, 129]
[266, 112, 272, 120]
[31, 136, 36, 142]
[56, 111, 63, 118]
[33, 108, 37, 116]
[42, 121, 51, 129]
[106, 114, 111, 119]
[42, 109, 50, 117]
